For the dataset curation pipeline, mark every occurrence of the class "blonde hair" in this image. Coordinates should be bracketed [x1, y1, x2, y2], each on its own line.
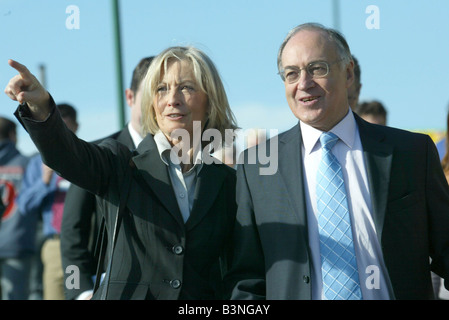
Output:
[141, 46, 238, 139]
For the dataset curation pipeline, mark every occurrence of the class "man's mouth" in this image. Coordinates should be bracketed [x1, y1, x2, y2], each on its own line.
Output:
[300, 96, 320, 103]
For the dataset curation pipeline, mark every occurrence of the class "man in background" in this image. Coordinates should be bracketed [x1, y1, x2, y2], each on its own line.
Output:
[0, 117, 31, 299]
[354, 100, 387, 126]
[347, 55, 362, 110]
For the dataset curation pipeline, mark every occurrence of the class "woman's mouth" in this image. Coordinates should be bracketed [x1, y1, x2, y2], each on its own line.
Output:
[167, 113, 184, 119]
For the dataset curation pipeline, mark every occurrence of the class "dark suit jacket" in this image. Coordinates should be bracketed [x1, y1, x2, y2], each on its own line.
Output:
[225, 115, 449, 300]
[61, 127, 135, 300]
[16, 103, 237, 300]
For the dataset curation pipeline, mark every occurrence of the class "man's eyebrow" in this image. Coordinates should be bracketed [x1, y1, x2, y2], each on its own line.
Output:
[282, 65, 300, 70]
[283, 59, 329, 69]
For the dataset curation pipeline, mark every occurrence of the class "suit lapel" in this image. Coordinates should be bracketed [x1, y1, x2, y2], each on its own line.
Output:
[132, 134, 184, 226]
[277, 118, 392, 243]
[278, 124, 309, 229]
[116, 126, 135, 149]
[185, 163, 226, 230]
[356, 115, 393, 242]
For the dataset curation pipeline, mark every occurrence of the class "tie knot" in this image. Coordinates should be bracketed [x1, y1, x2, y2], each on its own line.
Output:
[320, 132, 339, 151]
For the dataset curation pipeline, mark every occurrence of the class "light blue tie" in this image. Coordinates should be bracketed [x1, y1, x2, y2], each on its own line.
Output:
[316, 132, 362, 300]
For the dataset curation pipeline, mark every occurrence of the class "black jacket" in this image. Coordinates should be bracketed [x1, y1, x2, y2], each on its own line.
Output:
[60, 127, 135, 300]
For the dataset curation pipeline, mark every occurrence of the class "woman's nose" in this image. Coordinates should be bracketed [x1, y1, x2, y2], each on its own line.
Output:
[167, 87, 181, 106]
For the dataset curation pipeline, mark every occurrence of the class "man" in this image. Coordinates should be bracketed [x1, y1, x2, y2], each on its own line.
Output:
[17, 104, 78, 300]
[0, 117, 31, 299]
[225, 23, 449, 300]
[354, 100, 387, 126]
[347, 55, 362, 110]
[60, 57, 153, 300]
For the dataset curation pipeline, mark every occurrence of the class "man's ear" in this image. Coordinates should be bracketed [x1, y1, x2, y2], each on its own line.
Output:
[125, 88, 134, 107]
[346, 60, 355, 88]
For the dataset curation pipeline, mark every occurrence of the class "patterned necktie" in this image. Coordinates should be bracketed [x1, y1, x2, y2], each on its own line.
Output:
[316, 132, 362, 300]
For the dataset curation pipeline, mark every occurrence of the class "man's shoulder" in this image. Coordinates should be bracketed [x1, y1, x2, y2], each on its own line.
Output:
[365, 122, 429, 142]
[359, 121, 433, 157]
[91, 129, 124, 144]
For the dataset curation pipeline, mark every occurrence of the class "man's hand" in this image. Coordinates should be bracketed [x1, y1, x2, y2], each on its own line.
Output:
[4, 59, 51, 120]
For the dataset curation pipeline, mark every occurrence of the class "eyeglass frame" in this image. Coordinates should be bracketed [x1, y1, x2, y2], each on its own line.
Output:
[278, 58, 345, 83]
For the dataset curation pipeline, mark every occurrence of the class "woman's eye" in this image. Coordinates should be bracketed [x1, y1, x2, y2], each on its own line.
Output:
[156, 86, 167, 92]
[181, 85, 195, 92]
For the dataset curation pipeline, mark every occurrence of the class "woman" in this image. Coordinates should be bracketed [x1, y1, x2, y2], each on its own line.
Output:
[5, 46, 238, 300]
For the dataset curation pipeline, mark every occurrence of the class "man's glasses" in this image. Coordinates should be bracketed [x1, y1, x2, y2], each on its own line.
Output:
[278, 59, 343, 83]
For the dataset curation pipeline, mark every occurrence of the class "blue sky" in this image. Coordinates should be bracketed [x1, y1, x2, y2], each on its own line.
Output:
[1, 0, 449, 155]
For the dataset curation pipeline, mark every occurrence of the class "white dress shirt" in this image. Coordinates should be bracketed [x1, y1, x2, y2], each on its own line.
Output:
[128, 122, 144, 147]
[301, 110, 393, 300]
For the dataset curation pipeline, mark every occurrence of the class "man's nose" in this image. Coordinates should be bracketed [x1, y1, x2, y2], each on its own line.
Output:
[296, 71, 315, 91]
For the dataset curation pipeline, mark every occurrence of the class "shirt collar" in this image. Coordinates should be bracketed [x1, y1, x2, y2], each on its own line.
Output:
[300, 108, 357, 154]
[153, 130, 203, 173]
[128, 122, 144, 147]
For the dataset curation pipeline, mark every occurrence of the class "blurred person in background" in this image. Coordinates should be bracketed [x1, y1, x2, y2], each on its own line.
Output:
[347, 55, 361, 110]
[354, 100, 387, 126]
[0, 116, 31, 299]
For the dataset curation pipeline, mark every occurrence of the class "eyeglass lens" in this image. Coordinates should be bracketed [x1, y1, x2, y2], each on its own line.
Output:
[282, 61, 330, 83]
